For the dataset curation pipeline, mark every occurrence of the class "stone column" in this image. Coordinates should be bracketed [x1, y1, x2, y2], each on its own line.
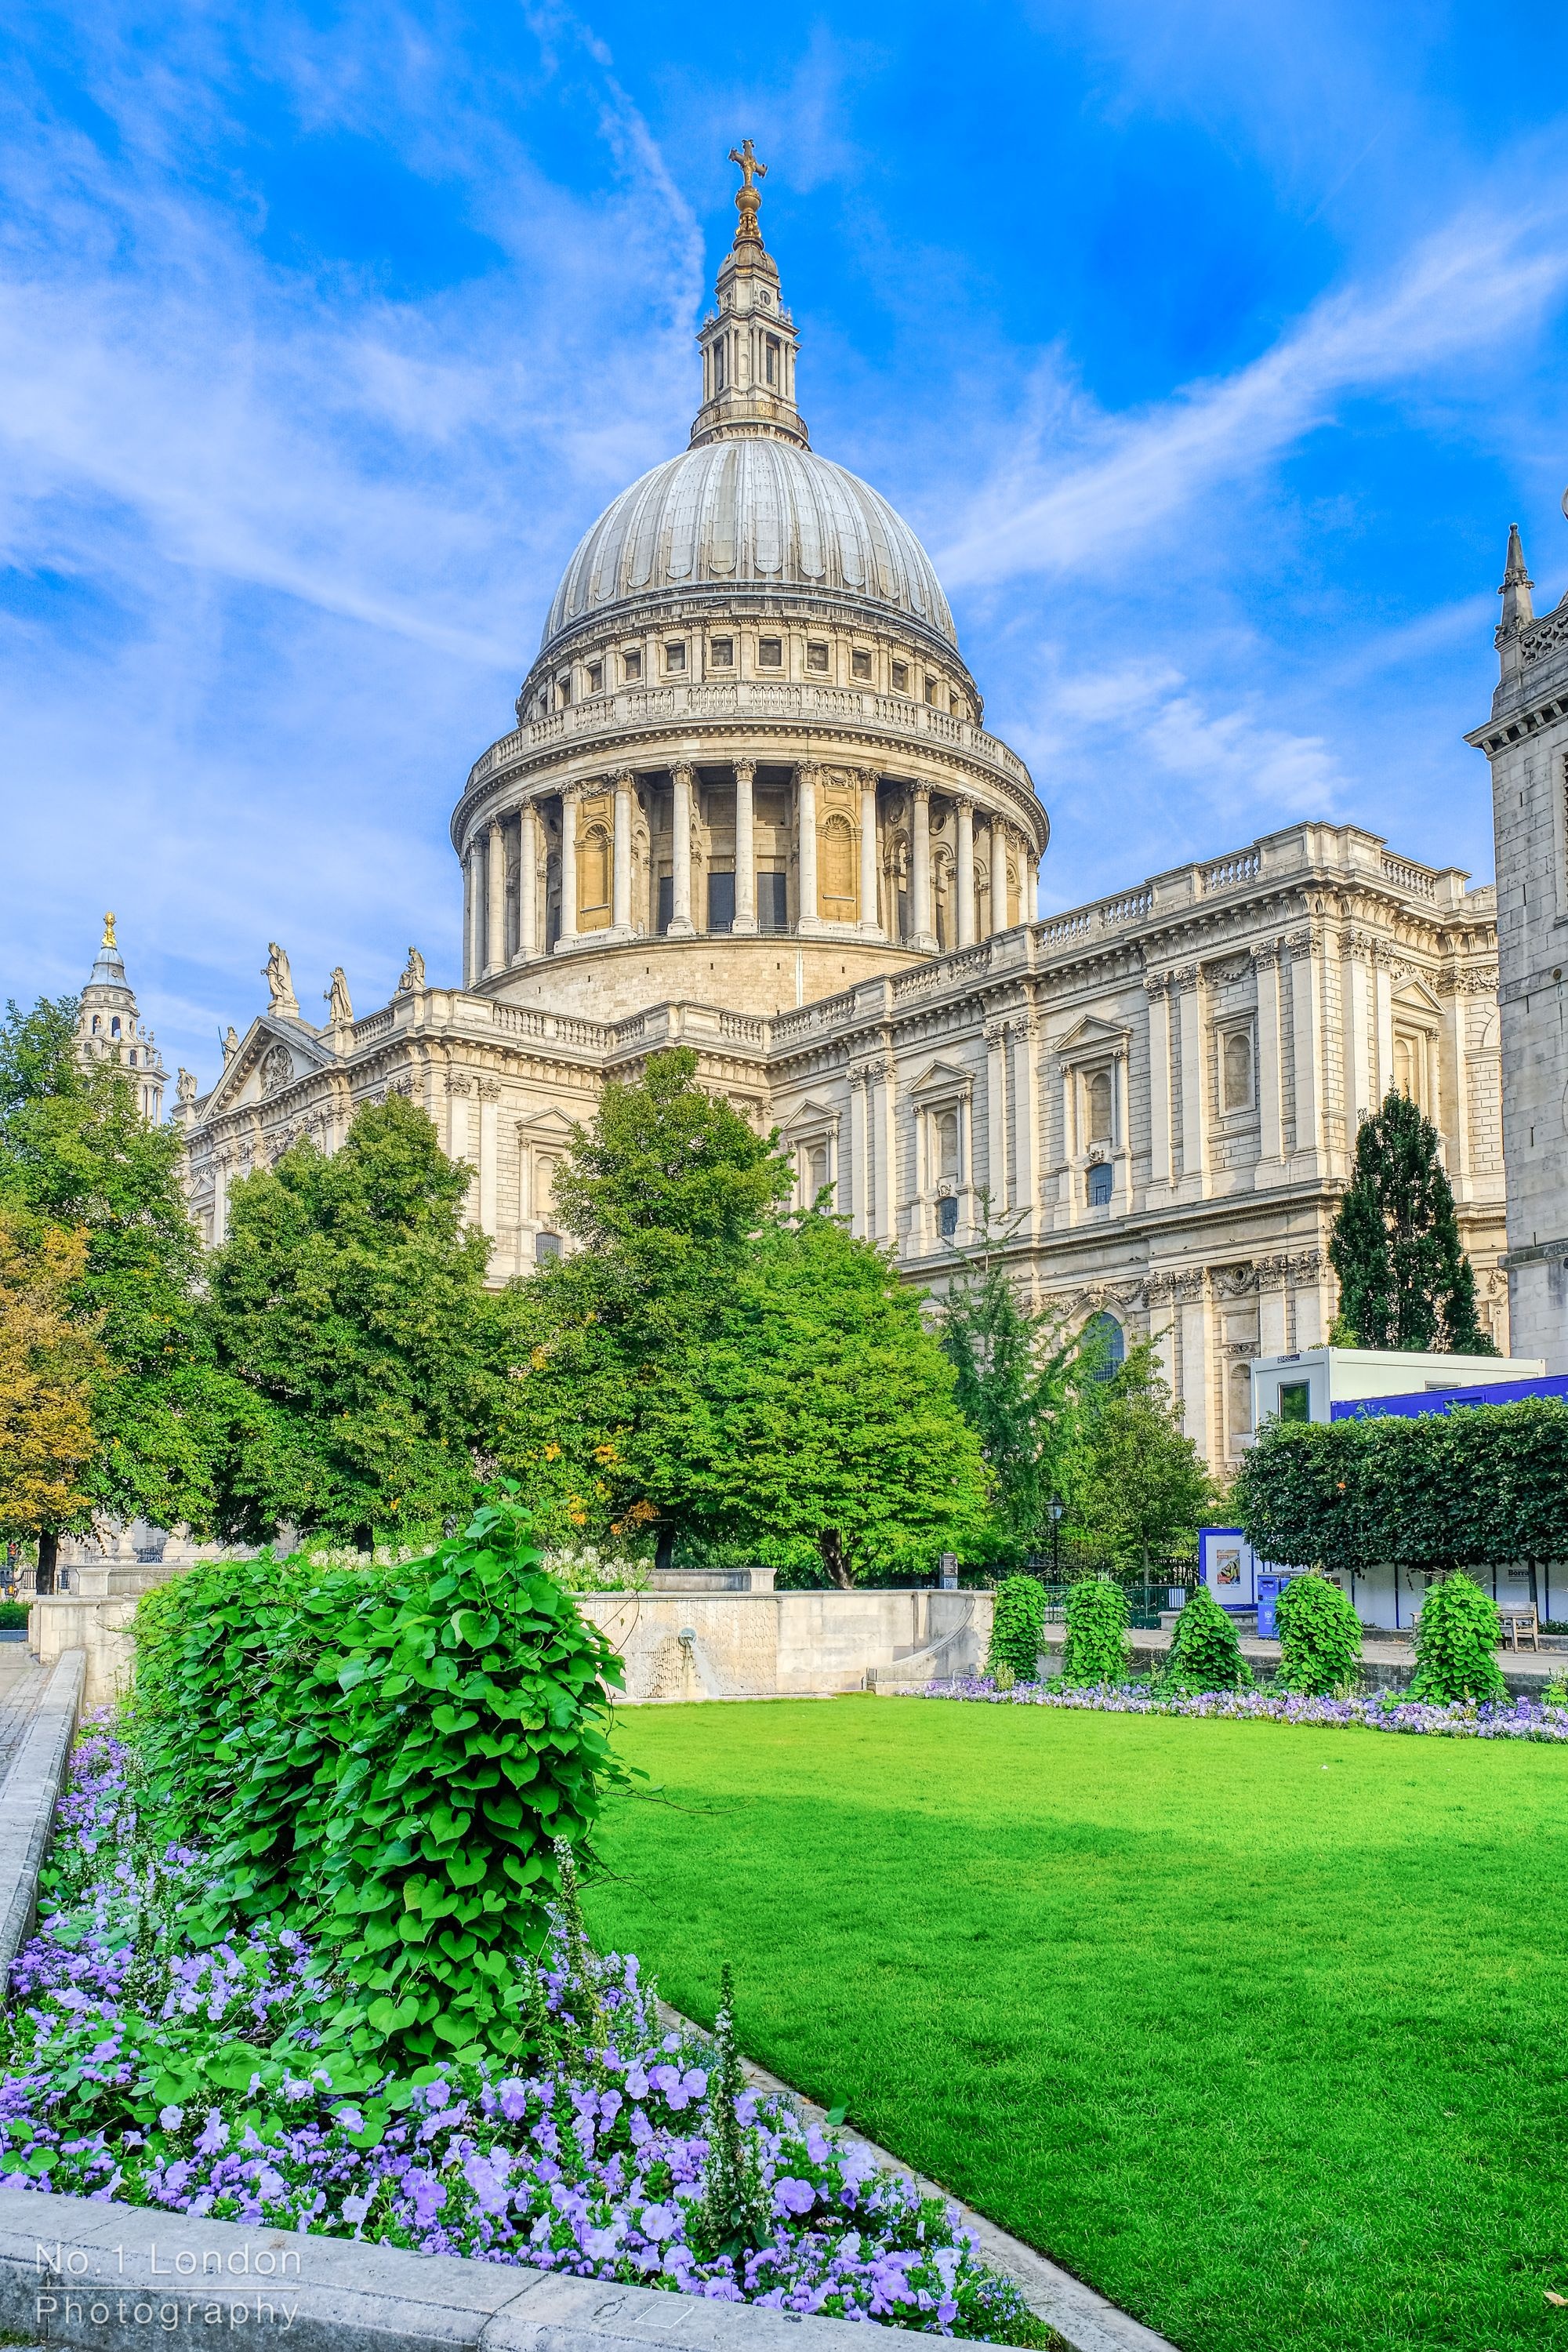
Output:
[477, 1077, 499, 1236]
[463, 846, 480, 985]
[516, 802, 539, 963]
[979, 817, 999, 936]
[849, 1067, 871, 1239]
[1145, 975, 1173, 1191]
[1254, 942, 1286, 1175]
[1178, 1273, 1213, 1460]
[557, 789, 579, 951]
[1289, 928, 1325, 1170]
[485, 820, 506, 978]
[1373, 950, 1394, 1103]
[993, 826, 1011, 931]
[858, 771, 881, 937]
[876, 1058, 899, 1245]
[1011, 1014, 1040, 1240]
[1441, 983, 1471, 1188]
[796, 764, 820, 933]
[1175, 965, 1208, 1199]
[1343, 938, 1374, 1132]
[956, 800, 976, 948]
[612, 773, 633, 935]
[985, 1018, 1009, 1213]
[733, 761, 757, 934]
[911, 786, 935, 950]
[670, 765, 695, 936]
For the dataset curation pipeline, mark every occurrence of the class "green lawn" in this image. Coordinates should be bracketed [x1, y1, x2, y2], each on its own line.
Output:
[583, 1697, 1568, 2352]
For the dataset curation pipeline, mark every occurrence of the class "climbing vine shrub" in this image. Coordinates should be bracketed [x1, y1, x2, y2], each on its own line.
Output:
[1409, 1573, 1507, 1705]
[1160, 1584, 1251, 1695]
[988, 1575, 1047, 1683]
[1059, 1574, 1130, 1687]
[1274, 1572, 1363, 1698]
[130, 1492, 626, 2069]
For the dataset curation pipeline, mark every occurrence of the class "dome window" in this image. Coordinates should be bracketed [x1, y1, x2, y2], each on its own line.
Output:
[664, 641, 687, 674]
[758, 636, 783, 670]
[91, 1015, 100, 1033]
[557, 673, 572, 707]
[851, 648, 872, 681]
[622, 648, 642, 682]
[925, 677, 942, 706]
[807, 641, 829, 673]
[111, 1016, 122, 1037]
[710, 636, 734, 668]
[892, 660, 909, 693]
[712, 341, 727, 392]
[764, 336, 781, 387]
[587, 660, 604, 694]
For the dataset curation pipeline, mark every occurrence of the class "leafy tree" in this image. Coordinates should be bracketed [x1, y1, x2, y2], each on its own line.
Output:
[499, 1051, 989, 1585]
[1160, 1584, 1252, 1694]
[1408, 1571, 1506, 1705]
[1059, 1573, 1131, 1686]
[1274, 1570, 1362, 1697]
[1075, 1346, 1218, 1577]
[937, 1206, 1087, 1563]
[1329, 1091, 1497, 1353]
[206, 1095, 496, 1546]
[0, 1214, 106, 1546]
[988, 1573, 1047, 1682]
[0, 996, 225, 1568]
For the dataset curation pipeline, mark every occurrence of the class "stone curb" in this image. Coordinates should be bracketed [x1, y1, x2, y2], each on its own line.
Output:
[0, 1653, 84, 1990]
[656, 2008, 1174, 2352]
[0, 2190, 866, 2352]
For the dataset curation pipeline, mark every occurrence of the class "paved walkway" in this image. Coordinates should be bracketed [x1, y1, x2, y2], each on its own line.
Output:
[1042, 1627, 1563, 1691]
[0, 1651, 48, 1786]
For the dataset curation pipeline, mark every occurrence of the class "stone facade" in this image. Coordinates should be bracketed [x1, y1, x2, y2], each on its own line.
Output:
[1468, 520, 1568, 1370]
[174, 163, 1509, 1473]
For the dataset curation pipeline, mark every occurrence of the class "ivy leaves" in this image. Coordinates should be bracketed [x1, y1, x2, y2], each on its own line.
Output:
[129, 1488, 627, 2073]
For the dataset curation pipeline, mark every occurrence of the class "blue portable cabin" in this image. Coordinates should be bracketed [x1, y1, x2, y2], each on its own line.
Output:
[1331, 1373, 1568, 1421]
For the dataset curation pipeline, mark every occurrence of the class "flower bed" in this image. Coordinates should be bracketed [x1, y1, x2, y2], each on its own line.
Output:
[920, 1678, 1568, 1739]
[0, 1729, 1042, 2343]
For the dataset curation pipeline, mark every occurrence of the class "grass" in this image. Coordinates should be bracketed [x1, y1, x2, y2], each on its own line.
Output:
[583, 1696, 1568, 2352]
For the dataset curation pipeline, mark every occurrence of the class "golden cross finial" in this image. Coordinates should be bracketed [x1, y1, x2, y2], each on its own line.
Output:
[728, 140, 767, 245]
[728, 139, 766, 190]
[101, 912, 117, 949]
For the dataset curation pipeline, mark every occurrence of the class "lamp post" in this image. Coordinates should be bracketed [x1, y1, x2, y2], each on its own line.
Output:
[1048, 1495, 1065, 1586]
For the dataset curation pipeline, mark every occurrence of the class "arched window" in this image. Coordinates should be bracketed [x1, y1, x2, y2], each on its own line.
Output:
[1229, 1359, 1254, 1442]
[1087, 1069, 1113, 1145]
[1083, 1311, 1124, 1381]
[535, 1231, 562, 1264]
[804, 1142, 830, 1203]
[820, 816, 855, 910]
[111, 1016, 121, 1037]
[1223, 1029, 1253, 1112]
[90, 1014, 100, 1033]
[1087, 1162, 1112, 1207]
[579, 826, 611, 916]
[935, 1109, 961, 1181]
[938, 1195, 959, 1240]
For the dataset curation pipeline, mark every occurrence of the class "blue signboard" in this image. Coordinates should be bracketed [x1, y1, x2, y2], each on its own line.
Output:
[1332, 1374, 1568, 1423]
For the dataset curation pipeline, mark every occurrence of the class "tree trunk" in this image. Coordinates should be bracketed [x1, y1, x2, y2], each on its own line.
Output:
[36, 1528, 56, 1597]
[820, 1530, 854, 1591]
[655, 1525, 676, 1577]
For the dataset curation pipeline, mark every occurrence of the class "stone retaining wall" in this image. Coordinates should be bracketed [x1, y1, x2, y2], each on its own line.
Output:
[576, 1588, 991, 1701]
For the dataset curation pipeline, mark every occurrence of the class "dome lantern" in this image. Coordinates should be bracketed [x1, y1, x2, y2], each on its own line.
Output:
[688, 141, 807, 452]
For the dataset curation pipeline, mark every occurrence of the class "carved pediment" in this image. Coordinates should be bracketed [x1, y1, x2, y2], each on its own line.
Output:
[780, 1096, 841, 1135]
[1391, 976, 1443, 1021]
[908, 1057, 974, 1099]
[194, 1014, 335, 1123]
[1055, 1012, 1130, 1062]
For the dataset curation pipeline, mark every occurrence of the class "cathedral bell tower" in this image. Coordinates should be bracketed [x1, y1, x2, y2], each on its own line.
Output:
[75, 913, 168, 1123]
[688, 142, 808, 451]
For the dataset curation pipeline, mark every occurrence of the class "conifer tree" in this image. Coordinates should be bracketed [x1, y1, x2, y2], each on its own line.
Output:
[1329, 1090, 1495, 1353]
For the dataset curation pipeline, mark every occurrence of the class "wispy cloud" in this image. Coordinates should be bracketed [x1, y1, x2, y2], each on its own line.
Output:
[938, 201, 1568, 590]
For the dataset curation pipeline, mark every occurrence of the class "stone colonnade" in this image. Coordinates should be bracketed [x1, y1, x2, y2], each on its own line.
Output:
[461, 762, 1038, 982]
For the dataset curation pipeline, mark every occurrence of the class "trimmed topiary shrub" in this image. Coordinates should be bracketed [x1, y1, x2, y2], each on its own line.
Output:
[1060, 1573, 1131, 1687]
[988, 1574, 1047, 1684]
[1408, 1571, 1506, 1704]
[1275, 1570, 1363, 1697]
[1160, 1584, 1253, 1694]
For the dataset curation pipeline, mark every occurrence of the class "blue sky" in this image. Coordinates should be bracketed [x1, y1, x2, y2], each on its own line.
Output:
[4, 0, 1568, 1090]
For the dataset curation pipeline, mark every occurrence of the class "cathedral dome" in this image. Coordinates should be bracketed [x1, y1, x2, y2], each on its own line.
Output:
[539, 437, 956, 657]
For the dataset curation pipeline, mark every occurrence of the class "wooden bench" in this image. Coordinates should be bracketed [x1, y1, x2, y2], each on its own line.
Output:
[1498, 1605, 1540, 1652]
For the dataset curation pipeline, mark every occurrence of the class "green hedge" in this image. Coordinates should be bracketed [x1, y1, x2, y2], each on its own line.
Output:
[1060, 1574, 1130, 1687]
[988, 1576, 1047, 1682]
[1232, 1399, 1568, 1574]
